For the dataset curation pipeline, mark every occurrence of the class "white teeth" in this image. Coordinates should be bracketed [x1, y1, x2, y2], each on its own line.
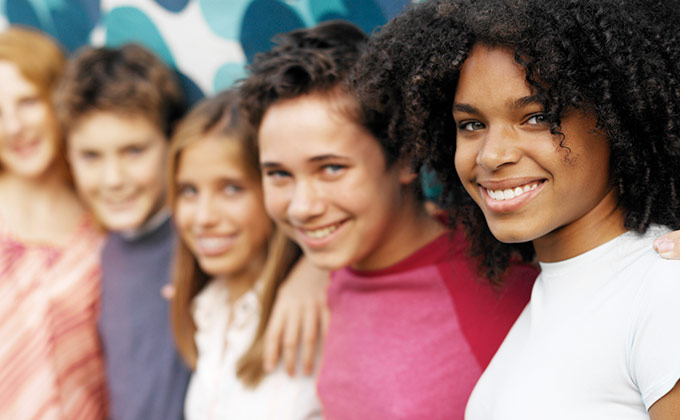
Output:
[305, 223, 340, 239]
[486, 182, 541, 201]
[197, 237, 233, 249]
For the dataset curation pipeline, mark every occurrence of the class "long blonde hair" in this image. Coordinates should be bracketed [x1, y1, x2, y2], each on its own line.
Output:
[168, 89, 301, 387]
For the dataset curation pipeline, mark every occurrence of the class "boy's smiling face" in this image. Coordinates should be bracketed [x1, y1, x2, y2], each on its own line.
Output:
[67, 111, 168, 232]
[259, 91, 413, 271]
[453, 45, 623, 261]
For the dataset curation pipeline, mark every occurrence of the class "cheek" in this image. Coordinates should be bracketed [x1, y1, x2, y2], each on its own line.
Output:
[342, 168, 389, 208]
[70, 162, 98, 194]
[238, 199, 273, 250]
[135, 154, 166, 191]
[262, 183, 289, 221]
[28, 103, 51, 128]
[454, 143, 472, 180]
[173, 203, 195, 237]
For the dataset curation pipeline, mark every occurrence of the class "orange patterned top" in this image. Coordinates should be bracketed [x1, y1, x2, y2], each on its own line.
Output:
[0, 215, 107, 420]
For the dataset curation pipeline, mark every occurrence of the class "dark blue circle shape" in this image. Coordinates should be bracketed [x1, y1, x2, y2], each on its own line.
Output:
[239, 0, 305, 63]
[5, 0, 43, 33]
[153, 0, 189, 13]
[176, 70, 205, 108]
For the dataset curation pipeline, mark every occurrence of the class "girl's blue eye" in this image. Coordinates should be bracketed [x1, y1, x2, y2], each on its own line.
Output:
[177, 184, 197, 198]
[266, 170, 291, 180]
[459, 121, 485, 132]
[223, 184, 243, 196]
[80, 150, 100, 161]
[125, 145, 146, 155]
[323, 164, 345, 174]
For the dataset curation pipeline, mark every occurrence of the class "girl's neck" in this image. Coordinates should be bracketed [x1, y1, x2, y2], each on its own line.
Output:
[0, 169, 87, 245]
[352, 195, 447, 271]
[533, 188, 626, 262]
[216, 250, 268, 305]
[0, 163, 69, 196]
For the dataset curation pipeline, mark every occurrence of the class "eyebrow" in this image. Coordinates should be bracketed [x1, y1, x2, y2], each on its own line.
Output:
[452, 103, 478, 114]
[260, 154, 350, 169]
[508, 95, 541, 110]
[260, 161, 280, 169]
[452, 95, 541, 115]
[308, 154, 350, 163]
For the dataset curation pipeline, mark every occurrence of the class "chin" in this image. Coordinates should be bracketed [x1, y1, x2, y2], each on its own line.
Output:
[305, 251, 349, 271]
[487, 224, 537, 244]
[97, 213, 145, 232]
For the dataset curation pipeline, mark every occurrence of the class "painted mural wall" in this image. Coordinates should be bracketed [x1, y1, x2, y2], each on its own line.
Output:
[0, 0, 410, 103]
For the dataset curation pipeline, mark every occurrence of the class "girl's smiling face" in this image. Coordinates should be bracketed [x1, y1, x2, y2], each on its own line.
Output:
[0, 61, 60, 179]
[453, 45, 625, 262]
[174, 135, 272, 278]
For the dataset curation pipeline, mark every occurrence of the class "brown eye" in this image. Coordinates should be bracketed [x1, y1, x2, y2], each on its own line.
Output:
[525, 114, 548, 125]
[459, 121, 485, 131]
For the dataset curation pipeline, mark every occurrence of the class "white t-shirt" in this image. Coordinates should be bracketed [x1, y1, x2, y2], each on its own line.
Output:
[184, 279, 322, 420]
[466, 227, 680, 420]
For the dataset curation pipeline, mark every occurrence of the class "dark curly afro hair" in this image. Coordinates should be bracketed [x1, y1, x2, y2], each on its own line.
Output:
[352, 0, 680, 283]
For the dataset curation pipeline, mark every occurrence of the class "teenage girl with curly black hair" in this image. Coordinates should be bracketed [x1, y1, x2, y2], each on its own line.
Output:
[353, 0, 680, 418]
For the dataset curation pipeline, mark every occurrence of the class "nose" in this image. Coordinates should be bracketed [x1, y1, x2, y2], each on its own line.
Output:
[476, 124, 522, 171]
[195, 192, 219, 228]
[287, 180, 325, 224]
[102, 157, 125, 189]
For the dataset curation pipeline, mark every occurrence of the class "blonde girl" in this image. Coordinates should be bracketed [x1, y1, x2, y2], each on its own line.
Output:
[168, 90, 321, 420]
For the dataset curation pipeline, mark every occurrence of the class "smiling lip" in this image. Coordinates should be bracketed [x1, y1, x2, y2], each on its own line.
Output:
[101, 194, 139, 211]
[195, 234, 238, 256]
[479, 178, 546, 213]
[10, 139, 41, 157]
[295, 219, 348, 249]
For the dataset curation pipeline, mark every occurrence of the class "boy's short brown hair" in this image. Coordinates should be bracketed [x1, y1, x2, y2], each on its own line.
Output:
[55, 43, 185, 137]
[240, 20, 367, 137]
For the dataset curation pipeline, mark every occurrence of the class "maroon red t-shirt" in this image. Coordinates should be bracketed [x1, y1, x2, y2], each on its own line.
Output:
[317, 229, 537, 419]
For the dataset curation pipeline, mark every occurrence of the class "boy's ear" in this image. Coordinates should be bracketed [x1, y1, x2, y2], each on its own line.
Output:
[397, 157, 419, 185]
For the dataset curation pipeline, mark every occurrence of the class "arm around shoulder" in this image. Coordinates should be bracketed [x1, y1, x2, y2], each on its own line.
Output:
[653, 230, 680, 259]
[263, 257, 330, 376]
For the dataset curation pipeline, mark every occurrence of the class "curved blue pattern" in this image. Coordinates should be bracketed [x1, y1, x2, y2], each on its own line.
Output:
[104, 6, 176, 67]
[213, 62, 247, 92]
[5, 0, 43, 33]
[1, 0, 411, 96]
[239, 0, 305, 63]
[308, 0, 348, 24]
[5, 0, 99, 51]
[375, 0, 408, 20]
[315, 0, 386, 35]
[198, 0, 251, 40]
[176, 71, 205, 107]
[50, 0, 100, 51]
[153, 0, 189, 13]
